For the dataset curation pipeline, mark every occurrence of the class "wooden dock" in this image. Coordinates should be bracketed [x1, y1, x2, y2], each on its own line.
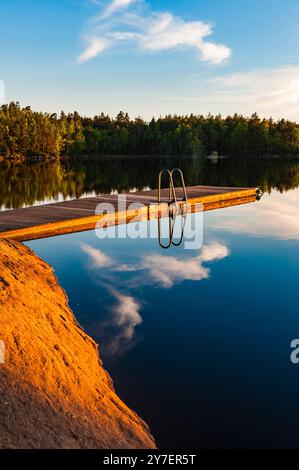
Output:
[0, 186, 258, 242]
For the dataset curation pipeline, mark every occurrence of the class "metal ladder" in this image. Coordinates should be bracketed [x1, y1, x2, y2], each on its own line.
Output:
[158, 168, 188, 214]
[158, 210, 188, 249]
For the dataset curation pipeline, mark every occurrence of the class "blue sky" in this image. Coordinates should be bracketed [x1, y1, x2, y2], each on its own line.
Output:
[0, 0, 298, 120]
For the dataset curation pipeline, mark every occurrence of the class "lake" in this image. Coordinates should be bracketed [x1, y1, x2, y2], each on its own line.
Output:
[1, 156, 299, 210]
[3, 156, 299, 448]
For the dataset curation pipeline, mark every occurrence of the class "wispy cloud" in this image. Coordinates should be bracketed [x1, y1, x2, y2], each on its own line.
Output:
[207, 190, 299, 240]
[140, 242, 229, 288]
[78, 37, 111, 63]
[101, 288, 143, 356]
[136, 12, 231, 64]
[101, 0, 136, 19]
[111, 289, 142, 338]
[81, 243, 114, 268]
[214, 66, 299, 111]
[81, 241, 229, 289]
[177, 65, 299, 120]
[80, 241, 229, 355]
[78, 1, 231, 64]
[198, 242, 230, 263]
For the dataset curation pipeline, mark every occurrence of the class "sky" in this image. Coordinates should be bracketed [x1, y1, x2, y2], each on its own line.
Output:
[0, 0, 299, 120]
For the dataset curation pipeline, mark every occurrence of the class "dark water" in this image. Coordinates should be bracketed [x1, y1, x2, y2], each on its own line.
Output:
[20, 157, 299, 448]
[1, 156, 299, 210]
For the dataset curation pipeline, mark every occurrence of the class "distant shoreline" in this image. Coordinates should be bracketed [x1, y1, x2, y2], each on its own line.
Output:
[2, 153, 299, 164]
[1, 102, 299, 163]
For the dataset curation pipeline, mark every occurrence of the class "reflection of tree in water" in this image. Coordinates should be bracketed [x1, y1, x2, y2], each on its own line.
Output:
[1, 157, 299, 209]
[198, 159, 299, 194]
[0, 161, 86, 209]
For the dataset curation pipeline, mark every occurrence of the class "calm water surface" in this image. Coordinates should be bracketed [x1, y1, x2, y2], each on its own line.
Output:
[23, 158, 299, 448]
[1, 156, 299, 210]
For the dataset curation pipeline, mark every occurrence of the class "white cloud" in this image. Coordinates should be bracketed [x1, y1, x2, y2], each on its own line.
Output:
[78, 37, 110, 63]
[207, 190, 299, 240]
[178, 65, 299, 121]
[139, 13, 231, 65]
[199, 41, 231, 65]
[141, 253, 209, 288]
[81, 243, 114, 268]
[214, 66, 299, 109]
[111, 289, 142, 339]
[81, 241, 229, 288]
[114, 263, 140, 272]
[80, 241, 229, 354]
[104, 289, 143, 355]
[101, 0, 136, 19]
[140, 242, 229, 288]
[78, 2, 231, 65]
[199, 242, 230, 263]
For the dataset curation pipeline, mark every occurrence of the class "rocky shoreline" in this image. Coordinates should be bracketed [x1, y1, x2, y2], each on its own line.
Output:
[0, 238, 155, 449]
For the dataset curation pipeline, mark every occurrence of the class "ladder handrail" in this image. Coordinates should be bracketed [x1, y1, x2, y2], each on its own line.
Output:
[158, 208, 173, 249]
[158, 168, 188, 213]
[158, 209, 188, 249]
[170, 168, 188, 207]
[170, 212, 188, 247]
[158, 169, 179, 212]
[158, 169, 170, 203]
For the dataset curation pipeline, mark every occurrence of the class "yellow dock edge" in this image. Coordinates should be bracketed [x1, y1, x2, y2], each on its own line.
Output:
[0, 188, 258, 242]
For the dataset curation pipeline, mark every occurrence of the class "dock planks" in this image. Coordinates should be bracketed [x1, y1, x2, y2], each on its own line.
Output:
[0, 185, 258, 241]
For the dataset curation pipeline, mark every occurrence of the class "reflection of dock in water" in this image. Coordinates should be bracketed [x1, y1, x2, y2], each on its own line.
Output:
[0, 186, 259, 242]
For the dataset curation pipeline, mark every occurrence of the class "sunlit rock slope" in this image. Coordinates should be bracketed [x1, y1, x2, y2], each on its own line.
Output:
[0, 238, 155, 449]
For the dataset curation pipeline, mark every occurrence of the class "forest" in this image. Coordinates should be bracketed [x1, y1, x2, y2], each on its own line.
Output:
[1, 101, 299, 160]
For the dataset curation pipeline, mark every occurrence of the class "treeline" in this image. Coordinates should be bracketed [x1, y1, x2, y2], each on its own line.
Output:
[1, 101, 299, 160]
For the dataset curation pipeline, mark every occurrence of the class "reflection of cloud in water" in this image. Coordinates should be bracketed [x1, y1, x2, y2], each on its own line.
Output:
[111, 291, 142, 337]
[81, 241, 229, 355]
[206, 189, 299, 240]
[200, 243, 229, 262]
[82, 241, 229, 288]
[108, 289, 143, 355]
[81, 243, 114, 268]
[141, 242, 229, 288]
[114, 263, 141, 273]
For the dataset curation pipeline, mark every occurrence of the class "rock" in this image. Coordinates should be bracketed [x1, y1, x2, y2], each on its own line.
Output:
[0, 238, 155, 449]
